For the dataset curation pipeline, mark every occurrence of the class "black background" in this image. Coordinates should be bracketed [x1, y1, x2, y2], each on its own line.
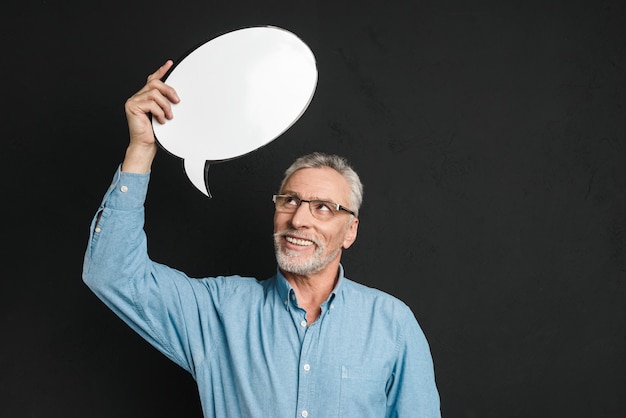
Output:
[2, 0, 625, 417]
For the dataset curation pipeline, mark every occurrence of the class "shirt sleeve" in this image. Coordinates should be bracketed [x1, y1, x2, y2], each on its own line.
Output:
[82, 166, 221, 377]
[386, 306, 441, 418]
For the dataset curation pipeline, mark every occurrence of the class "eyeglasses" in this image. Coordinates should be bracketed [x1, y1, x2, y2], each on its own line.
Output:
[273, 194, 356, 220]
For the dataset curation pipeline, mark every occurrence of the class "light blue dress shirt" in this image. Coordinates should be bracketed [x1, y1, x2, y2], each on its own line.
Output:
[82, 168, 441, 418]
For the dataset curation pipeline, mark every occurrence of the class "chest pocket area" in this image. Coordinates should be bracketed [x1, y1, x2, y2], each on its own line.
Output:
[339, 365, 390, 417]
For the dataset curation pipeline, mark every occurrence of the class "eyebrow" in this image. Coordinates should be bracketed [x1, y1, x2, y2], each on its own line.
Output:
[280, 190, 337, 203]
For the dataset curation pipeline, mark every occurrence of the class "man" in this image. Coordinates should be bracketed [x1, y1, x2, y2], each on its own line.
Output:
[83, 60, 440, 417]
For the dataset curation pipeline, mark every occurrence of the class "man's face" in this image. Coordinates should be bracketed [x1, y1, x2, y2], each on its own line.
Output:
[273, 167, 359, 276]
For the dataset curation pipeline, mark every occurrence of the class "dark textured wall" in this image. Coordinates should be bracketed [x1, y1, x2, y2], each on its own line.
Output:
[2, 1, 624, 417]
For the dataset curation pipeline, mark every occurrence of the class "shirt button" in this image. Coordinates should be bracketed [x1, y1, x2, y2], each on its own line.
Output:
[303, 364, 310, 371]
[291, 294, 296, 301]
[301, 411, 308, 417]
[94, 227, 101, 233]
[120, 185, 128, 193]
[300, 320, 307, 327]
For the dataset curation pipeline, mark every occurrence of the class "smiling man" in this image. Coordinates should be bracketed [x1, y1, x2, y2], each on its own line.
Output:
[83, 60, 441, 418]
[273, 161, 360, 324]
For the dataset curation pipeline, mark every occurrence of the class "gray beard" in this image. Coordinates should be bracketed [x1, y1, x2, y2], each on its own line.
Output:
[273, 232, 341, 276]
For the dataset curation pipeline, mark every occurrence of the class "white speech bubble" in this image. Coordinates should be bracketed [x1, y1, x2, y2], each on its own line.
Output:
[152, 26, 318, 197]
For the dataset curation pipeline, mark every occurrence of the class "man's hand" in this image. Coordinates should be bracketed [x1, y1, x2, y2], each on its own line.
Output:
[122, 60, 180, 173]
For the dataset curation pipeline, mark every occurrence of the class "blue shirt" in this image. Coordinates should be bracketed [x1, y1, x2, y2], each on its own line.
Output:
[82, 168, 441, 418]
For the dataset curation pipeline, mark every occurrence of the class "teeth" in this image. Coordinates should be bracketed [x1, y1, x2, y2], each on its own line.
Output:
[286, 236, 314, 246]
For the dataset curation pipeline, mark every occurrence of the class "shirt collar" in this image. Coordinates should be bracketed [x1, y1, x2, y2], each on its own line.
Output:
[275, 265, 346, 311]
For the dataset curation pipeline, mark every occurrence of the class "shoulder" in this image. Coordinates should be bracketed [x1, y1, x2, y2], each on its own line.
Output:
[341, 277, 408, 305]
[339, 278, 432, 351]
[340, 278, 416, 320]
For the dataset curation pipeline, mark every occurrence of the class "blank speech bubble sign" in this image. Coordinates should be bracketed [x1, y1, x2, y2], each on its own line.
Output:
[152, 26, 318, 197]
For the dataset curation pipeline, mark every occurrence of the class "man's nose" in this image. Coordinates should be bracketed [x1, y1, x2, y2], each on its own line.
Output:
[290, 202, 314, 227]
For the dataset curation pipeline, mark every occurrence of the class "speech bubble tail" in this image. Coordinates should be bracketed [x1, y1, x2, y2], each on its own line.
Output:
[183, 158, 212, 198]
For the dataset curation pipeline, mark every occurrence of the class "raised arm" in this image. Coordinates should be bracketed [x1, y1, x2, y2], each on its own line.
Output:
[82, 61, 214, 373]
[121, 60, 180, 173]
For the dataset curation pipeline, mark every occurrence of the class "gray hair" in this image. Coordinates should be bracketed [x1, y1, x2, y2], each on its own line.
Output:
[279, 152, 364, 216]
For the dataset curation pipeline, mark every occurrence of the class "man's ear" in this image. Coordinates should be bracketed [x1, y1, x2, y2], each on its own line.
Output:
[342, 217, 359, 249]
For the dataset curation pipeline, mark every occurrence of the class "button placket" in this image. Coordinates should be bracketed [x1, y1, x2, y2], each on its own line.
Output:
[295, 315, 323, 418]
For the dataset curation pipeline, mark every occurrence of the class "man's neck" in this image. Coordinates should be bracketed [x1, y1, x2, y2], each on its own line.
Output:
[282, 263, 340, 323]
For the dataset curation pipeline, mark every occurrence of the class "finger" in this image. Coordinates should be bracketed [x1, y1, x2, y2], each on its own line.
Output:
[134, 79, 179, 104]
[136, 60, 179, 104]
[147, 60, 174, 84]
[127, 97, 168, 124]
[139, 79, 179, 105]
[147, 90, 176, 120]
[130, 82, 179, 116]
[156, 82, 180, 104]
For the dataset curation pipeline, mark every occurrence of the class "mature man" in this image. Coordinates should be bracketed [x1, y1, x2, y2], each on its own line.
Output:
[83, 60, 440, 417]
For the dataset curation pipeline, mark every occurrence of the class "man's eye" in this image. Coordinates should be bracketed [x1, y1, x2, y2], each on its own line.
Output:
[285, 196, 299, 206]
[313, 202, 332, 212]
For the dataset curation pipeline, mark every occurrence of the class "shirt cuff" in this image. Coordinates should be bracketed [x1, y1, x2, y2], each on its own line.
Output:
[103, 165, 151, 210]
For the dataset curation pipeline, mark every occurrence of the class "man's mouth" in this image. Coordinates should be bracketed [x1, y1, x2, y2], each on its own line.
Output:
[285, 236, 314, 247]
